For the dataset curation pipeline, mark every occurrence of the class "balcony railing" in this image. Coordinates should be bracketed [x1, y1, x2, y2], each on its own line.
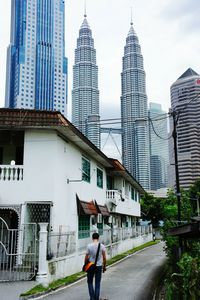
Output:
[106, 190, 122, 205]
[0, 165, 23, 181]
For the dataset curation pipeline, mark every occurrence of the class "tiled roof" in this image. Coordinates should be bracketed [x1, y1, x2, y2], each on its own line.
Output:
[109, 159, 126, 171]
[0, 108, 66, 128]
[95, 202, 110, 216]
[76, 196, 110, 216]
[77, 195, 98, 216]
[0, 108, 113, 168]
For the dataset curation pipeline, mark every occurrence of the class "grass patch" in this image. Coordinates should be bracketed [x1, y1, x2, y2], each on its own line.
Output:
[107, 240, 159, 266]
[20, 240, 159, 298]
[20, 271, 85, 297]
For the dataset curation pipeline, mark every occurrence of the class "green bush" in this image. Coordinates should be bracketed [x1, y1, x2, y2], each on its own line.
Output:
[161, 185, 200, 299]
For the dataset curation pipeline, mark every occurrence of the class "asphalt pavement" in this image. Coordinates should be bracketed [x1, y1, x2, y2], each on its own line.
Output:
[0, 242, 166, 300]
[35, 242, 166, 300]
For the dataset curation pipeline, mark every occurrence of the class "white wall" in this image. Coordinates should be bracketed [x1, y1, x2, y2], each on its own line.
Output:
[114, 200, 140, 217]
[0, 129, 110, 231]
[0, 128, 142, 231]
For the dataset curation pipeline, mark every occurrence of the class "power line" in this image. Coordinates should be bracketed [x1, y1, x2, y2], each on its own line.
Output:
[177, 93, 200, 113]
[148, 116, 172, 141]
[75, 112, 170, 126]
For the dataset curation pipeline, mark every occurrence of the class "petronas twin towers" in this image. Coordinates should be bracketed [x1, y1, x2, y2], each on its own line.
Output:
[72, 12, 100, 149]
[72, 13, 150, 189]
[121, 21, 150, 189]
[5, 1, 150, 188]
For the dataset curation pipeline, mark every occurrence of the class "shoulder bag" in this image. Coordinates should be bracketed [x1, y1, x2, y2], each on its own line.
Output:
[82, 243, 101, 273]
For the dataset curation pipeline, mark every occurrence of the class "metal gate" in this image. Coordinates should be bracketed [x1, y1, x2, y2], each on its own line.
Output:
[0, 217, 37, 281]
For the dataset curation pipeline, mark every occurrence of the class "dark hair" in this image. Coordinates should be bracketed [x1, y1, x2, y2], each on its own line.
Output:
[92, 232, 99, 240]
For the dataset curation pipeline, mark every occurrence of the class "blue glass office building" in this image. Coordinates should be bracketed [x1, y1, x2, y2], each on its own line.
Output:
[5, 0, 68, 115]
[148, 103, 169, 190]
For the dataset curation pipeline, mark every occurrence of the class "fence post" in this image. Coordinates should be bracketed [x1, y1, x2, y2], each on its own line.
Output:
[110, 228, 113, 258]
[37, 223, 48, 286]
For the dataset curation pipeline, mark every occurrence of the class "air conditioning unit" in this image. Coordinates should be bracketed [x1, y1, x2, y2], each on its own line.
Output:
[97, 214, 102, 223]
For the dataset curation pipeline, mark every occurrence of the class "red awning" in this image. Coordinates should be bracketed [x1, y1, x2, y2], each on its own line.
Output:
[76, 195, 98, 216]
[95, 201, 110, 216]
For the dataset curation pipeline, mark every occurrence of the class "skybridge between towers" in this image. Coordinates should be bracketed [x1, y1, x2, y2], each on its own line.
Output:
[100, 127, 122, 134]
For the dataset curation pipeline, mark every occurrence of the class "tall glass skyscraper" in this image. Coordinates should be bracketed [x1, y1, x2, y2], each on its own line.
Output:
[169, 68, 200, 189]
[121, 20, 150, 189]
[72, 12, 100, 148]
[148, 103, 169, 190]
[5, 0, 68, 115]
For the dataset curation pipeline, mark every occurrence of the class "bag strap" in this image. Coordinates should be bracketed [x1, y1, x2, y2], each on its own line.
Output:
[94, 243, 101, 266]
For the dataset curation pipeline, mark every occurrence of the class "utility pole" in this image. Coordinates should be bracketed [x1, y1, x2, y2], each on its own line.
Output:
[172, 110, 181, 224]
[172, 110, 182, 263]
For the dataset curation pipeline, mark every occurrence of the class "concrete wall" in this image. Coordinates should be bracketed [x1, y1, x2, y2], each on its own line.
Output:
[47, 233, 153, 283]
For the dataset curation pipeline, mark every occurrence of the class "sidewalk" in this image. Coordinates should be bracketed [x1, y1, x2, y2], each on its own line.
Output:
[0, 281, 36, 300]
[32, 242, 167, 300]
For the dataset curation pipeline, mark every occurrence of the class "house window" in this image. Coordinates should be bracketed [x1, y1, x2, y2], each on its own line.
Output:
[131, 187, 135, 200]
[97, 168, 103, 188]
[78, 215, 90, 239]
[0, 147, 3, 164]
[106, 175, 113, 190]
[15, 146, 24, 165]
[82, 157, 90, 183]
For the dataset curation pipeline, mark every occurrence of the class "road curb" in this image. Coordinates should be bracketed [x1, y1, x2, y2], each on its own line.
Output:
[19, 274, 87, 300]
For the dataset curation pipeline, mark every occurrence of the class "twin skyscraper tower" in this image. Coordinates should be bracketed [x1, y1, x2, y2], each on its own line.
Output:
[5, 0, 150, 189]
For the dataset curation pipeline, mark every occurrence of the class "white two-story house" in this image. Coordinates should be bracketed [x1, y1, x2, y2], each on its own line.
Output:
[0, 108, 149, 282]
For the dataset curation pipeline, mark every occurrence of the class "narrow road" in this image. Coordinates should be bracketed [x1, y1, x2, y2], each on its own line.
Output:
[38, 242, 166, 300]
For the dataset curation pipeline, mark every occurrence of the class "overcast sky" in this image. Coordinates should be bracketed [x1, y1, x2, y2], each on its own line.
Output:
[1, 0, 200, 113]
[0, 0, 199, 156]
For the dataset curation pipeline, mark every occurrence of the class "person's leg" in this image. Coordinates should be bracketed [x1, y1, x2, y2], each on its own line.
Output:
[94, 266, 102, 300]
[87, 271, 95, 300]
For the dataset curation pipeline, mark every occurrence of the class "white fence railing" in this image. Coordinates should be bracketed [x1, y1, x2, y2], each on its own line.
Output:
[48, 231, 76, 259]
[0, 165, 23, 181]
[47, 225, 152, 260]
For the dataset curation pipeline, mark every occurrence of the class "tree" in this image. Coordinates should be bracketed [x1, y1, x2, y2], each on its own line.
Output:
[141, 192, 164, 227]
[189, 178, 200, 216]
[165, 188, 192, 222]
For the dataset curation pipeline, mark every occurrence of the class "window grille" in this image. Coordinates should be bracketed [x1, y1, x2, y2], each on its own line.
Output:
[78, 215, 90, 239]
